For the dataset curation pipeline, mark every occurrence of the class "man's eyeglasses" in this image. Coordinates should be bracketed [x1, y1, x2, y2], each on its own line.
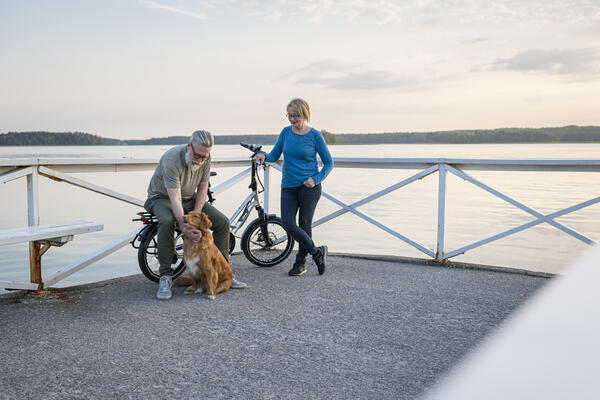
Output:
[189, 145, 209, 161]
[286, 113, 301, 120]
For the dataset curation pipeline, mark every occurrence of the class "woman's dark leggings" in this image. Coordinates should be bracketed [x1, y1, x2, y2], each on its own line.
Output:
[280, 184, 322, 265]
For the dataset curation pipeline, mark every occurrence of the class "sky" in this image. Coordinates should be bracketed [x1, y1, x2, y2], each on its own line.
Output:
[1, 0, 599, 140]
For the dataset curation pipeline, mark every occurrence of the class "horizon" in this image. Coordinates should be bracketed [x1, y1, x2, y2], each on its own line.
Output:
[1, 1, 600, 140]
[4, 124, 600, 140]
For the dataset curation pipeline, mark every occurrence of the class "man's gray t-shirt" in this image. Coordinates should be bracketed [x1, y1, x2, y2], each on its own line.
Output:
[146, 145, 211, 201]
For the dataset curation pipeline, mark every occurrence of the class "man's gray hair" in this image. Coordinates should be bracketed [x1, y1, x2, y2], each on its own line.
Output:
[190, 130, 214, 147]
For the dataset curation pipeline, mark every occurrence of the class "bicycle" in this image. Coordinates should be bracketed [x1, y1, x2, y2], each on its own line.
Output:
[131, 142, 295, 282]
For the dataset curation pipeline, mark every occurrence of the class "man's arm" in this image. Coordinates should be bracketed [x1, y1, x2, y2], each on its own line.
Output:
[167, 187, 204, 243]
[194, 181, 209, 212]
[166, 188, 186, 230]
[178, 181, 209, 243]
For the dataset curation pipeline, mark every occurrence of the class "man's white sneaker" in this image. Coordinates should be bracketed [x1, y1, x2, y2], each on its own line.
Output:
[231, 277, 247, 289]
[156, 275, 173, 300]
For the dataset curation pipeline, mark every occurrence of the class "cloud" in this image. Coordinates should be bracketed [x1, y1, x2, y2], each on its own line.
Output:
[238, 0, 600, 27]
[299, 70, 414, 90]
[234, 0, 405, 25]
[278, 59, 420, 91]
[494, 48, 600, 75]
[275, 60, 357, 81]
[138, 0, 208, 19]
[462, 37, 489, 44]
[252, 0, 600, 27]
[136, 1, 600, 27]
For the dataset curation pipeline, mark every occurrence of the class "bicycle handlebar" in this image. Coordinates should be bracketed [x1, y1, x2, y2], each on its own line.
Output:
[240, 142, 263, 154]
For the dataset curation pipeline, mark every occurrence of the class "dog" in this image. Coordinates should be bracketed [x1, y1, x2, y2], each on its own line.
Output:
[180, 211, 233, 300]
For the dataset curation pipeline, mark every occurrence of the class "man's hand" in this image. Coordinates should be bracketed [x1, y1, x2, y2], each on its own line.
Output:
[178, 217, 186, 232]
[185, 227, 203, 243]
[182, 214, 203, 243]
[303, 177, 316, 188]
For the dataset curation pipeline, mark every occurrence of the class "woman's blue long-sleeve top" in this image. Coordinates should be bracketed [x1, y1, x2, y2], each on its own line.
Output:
[265, 126, 334, 188]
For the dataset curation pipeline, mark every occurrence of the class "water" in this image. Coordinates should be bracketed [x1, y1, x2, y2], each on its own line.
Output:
[1, 143, 599, 293]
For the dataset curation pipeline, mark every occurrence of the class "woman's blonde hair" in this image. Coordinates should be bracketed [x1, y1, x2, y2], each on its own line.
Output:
[287, 98, 311, 122]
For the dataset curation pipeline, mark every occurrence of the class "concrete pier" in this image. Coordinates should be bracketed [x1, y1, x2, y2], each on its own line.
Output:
[0, 254, 549, 399]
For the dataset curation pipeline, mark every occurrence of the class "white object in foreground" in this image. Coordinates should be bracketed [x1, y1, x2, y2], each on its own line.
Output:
[422, 245, 600, 400]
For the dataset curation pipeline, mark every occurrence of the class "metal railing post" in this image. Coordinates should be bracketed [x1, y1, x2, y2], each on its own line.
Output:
[436, 164, 447, 261]
[27, 167, 39, 226]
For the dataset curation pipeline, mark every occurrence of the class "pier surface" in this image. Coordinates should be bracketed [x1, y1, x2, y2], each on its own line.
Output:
[0, 254, 548, 399]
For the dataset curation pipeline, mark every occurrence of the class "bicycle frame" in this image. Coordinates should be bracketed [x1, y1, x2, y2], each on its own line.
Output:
[229, 159, 267, 235]
[229, 191, 258, 234]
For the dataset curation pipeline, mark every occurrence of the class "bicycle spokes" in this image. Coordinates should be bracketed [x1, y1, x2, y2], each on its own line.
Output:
[241, 217, 294, 266]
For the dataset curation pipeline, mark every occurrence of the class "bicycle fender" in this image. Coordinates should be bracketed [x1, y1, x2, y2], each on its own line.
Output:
[131, 224, 156, 248]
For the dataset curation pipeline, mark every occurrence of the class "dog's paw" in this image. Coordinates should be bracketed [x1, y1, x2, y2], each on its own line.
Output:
[207, 295, 216, 300]
[184, 286, 195, 295]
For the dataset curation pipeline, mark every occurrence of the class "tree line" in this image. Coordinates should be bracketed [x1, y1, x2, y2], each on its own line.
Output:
[2, 126, 600, 146]
[0, 131, 107, 146]
[332, 126, 600, 144]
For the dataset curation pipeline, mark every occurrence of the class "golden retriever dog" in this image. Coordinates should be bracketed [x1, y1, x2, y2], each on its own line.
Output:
[180, 211, 233, 300]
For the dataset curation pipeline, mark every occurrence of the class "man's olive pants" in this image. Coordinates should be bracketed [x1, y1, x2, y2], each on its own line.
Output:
[144, 197, 230, 277]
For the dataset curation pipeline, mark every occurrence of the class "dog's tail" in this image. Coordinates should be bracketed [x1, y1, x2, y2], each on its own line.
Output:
[173, 276, 192, 287]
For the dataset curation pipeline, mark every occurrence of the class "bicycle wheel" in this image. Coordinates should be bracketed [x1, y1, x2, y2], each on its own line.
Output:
[241, 216, 294, 267]
[137, 225, 186, 282]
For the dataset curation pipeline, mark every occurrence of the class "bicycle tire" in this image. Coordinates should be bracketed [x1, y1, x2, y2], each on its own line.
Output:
[241, 216, 294, 267]
[229, 232, 236, 255]
[137, 225, 186, 282]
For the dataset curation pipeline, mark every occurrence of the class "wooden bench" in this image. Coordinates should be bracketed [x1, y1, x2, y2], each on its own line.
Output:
[0, 221, 103, 291]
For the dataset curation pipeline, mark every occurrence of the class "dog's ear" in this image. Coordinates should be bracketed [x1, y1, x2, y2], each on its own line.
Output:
[200, 212, 213, 229]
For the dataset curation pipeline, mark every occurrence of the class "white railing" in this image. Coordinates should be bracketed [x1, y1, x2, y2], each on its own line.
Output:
[320, 158, 600, 260]
[1, 156, 599, 290]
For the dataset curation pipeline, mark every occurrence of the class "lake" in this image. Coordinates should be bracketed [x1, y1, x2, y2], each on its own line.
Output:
[1, 143, 599, 292]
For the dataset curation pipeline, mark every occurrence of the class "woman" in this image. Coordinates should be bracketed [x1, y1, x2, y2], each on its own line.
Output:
[254, 98, 334, 276]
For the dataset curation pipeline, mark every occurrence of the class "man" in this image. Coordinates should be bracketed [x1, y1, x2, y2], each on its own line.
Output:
[144, 129, 247, 300]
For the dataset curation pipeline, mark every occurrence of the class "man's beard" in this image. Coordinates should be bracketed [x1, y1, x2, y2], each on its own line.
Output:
[185, 150, 202, 171]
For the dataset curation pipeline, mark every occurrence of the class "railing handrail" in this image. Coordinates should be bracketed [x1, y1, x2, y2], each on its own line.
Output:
[2, 156, 600, 172]
[3, 156, 600, 164]
[331, 157, 600, 172]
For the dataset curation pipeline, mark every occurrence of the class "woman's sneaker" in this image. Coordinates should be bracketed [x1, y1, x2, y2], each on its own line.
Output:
[288, 263, 307, 276]
[312, 246, 328, 275]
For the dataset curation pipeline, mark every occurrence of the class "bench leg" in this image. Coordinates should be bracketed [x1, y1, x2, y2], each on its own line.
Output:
[29, 241, 43, 291]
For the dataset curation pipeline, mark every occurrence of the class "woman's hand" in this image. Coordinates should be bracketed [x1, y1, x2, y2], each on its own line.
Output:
[303, 177, 316, 188]
[253, 153, 266, 164]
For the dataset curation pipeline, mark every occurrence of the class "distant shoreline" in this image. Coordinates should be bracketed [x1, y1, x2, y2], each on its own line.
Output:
[2, 126, 600, 146]
[2, 141, 600, 147]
